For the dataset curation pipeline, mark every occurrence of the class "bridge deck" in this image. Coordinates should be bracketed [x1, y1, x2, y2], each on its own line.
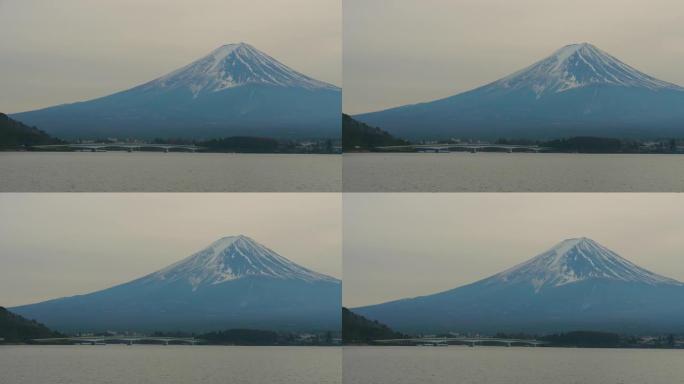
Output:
[373, 337, 548, 346]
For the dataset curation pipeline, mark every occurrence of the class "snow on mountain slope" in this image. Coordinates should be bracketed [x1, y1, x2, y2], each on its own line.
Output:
[139, 43, 338, 97]
[489, 238, 682, 292]
[490, 43, 683, 97]
[140, 235, 338, 290]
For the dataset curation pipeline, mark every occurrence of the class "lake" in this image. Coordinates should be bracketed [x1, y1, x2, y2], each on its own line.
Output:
[343, 346, 684, 384]
[0, 152, 341, 192]
[0, 345, 340, 384]
[343, 153, 684, 192]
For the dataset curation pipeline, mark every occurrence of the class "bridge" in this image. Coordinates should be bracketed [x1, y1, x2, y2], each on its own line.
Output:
[31, 143, 204, 153]
[373, 336, 548, 347]
[31, 336, 202, 345]
[376, 143, 550, 153]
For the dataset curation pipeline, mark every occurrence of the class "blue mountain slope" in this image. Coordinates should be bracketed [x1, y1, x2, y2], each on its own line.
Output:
[11, 236, 341, 332]
[355, 43, 684, 140]
[353, 238, 684, 334]
[11, 43, 341, 140]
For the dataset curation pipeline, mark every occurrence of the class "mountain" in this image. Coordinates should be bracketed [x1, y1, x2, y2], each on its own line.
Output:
[0, 307, 61, 342]
[354, 43, 684, 140]
[0, 113, 62, 146]
[353, 238, 684, 334]
[342, 307, 405, 343]
[342, 114, 409, 151]
[10, 235, 341, 333]
[11, 43, 341, 140]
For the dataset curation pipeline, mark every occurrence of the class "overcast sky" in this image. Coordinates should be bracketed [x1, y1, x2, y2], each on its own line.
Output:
[0, 0, 341, 113]
[343, 0, 684, 114]
[0, 193, 341, 307]
[344, 194, 684, 308]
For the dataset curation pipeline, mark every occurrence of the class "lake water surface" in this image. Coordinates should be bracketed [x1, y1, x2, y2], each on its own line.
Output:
[0, 152, 341, 192]
[344, 153, 684, 192]
[344, 346, 684, 384]
[0, 345, 340, 384]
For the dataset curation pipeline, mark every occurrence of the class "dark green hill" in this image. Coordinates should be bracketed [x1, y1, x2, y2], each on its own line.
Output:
[342, 114, 409, 151]
[0, 113, 62, 147]
[342, 307, 405, 344]
[0, 306, 61, 343]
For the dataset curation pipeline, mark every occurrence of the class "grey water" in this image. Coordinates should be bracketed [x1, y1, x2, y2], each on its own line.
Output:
[0, 345, 340, 384]
[343, 153, 684, 192]
[0, 152, 341, 192]
[343, 346, 684, 384]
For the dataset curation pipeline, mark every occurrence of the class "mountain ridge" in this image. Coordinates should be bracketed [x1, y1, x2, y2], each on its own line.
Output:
[138, 43, 338, 96]
[489, 237, 682, 292]
[491, 43, 683, 96]
[141, 235, 338, 290]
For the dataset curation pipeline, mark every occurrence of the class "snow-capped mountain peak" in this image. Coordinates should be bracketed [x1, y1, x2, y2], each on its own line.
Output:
[492, 237, 681, 292]
[493, 42, 683, 97]
[142, 235, 338, 290]
[141, 42, 338, 97]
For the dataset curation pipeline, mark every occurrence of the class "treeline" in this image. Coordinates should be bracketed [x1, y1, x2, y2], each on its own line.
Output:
[201, 329, 279, 345]
[544, 137, 628, 153]
[498, 330, 680, 348]
[150, 328, 337, 346]
[496, 136, 680, 153]
[541, 331, 622, 347]
[200, 136, 279, 153]
[151, 136, 338, 153]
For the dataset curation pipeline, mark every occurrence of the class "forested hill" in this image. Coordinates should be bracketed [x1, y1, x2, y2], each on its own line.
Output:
[0, 307, 61, 342]
[0, 113, 62, 147]
[342, 307, 405, 344]
[342, 114, 409, 151]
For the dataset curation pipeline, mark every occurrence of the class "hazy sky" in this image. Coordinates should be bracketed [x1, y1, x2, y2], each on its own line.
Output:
[344, 194, 684, 307]
[0, 193, 341, 307]
[343, 0, 684, 114]
[0, 0, 341, 113]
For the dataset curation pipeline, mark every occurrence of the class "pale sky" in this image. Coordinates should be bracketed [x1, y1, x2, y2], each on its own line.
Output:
[0, 0, 341, 113]
[343, 0, 684, 114]
[344, 194, 684, 308]
[0, 193, 341, 307]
